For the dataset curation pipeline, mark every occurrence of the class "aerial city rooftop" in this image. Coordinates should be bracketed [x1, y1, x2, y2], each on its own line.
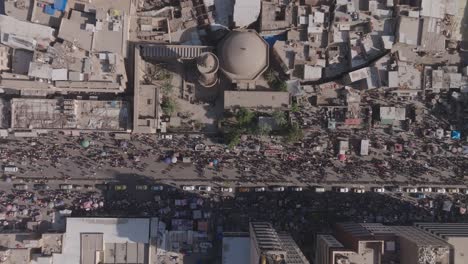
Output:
[0, 0, 467, 263]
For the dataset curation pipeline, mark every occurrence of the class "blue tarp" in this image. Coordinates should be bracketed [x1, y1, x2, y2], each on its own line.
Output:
[54, 0, 68, 11]
[44, 5, 56, 15]
[451, 130, 461, 140]
[263, 32, 287, 47]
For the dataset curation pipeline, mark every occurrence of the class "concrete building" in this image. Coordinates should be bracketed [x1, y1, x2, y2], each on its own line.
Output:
[250, 222, 309, 264]
[10, 98, 130, 132]
[217, 30, 269, 83]
[52, 217, 167, 264]
[391, 226, 451, 264]
[415, 223, 468, 264]
[315, 223, 398, 264]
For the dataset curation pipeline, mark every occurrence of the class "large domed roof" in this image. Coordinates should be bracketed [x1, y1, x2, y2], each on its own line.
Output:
[217, 30, 269, 81]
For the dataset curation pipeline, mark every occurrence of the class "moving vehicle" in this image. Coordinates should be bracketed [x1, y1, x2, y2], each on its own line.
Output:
[197, 185, 212, 192]
[14, 184, 28, 190]
[151, 185, 164, 191]
[114, 185, 127, 191]
[447, 188, 459, 194]
[136, 185, 148, 191]
[60, 184, 73, 190]
[182, 185, 195, 191]
[353, 188, 365, 193]
[3, 166, 18, 173]
[314, 186, 326, 193]
[403, 187, 417, 193]
[238, 187, 250, 193]
[254, 187, 266, 192]
[95, 184, 109, 191]
[334, 187, 349, 193]
[33, 184, 49, 190]
[372, 187, 385, 193]
[272, 186, 285, 192]
[418, 187, 432, 193]
[221, 187, 233, 193]
[434, 187, 446, 194]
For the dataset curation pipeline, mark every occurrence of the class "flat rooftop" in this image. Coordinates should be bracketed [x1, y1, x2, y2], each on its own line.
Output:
[53, 218, 151, 264]
[11, 98, 129, 131]
[224, 91, 290, 109]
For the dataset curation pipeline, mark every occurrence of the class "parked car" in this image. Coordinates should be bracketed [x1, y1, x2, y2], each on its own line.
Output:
[84, 185, 94, 190]
[290, 187, 303, 192]
[14, 184, 28, 190]
[197, 185, 212, 192]
[386, 186, 402, 192]
[151, 185, 164, 191]
[254, 187, 266, 192]
[33, 184, 49, 191]
[136, 185, 148, 191]
[59, 184, 73, 190]
[73, 185, 82, 190]
[114, 185, 127, 191]
[221, 187, 233, 193]
[372, 187, 385, 193]
[182, 185, 195, 191]
[271, 186, 285, 192]
[353, 188, 365, 193]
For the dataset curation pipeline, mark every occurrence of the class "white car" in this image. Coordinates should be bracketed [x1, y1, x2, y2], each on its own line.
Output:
[59, 184, 73, 190]
[197, 185, 212, 192]
[254, 187, 266, 192]
[353, 188, 365, 193]
[419, 187, 432, 193]
[272, 186, 285, 192]
[290, 187, 303, 192]
[404, 187, 417, 193]
[221, 187, 233, 193]
[434, 187, 446, 194]
[372, 187, 385, 193]
[314, 187, 326, 193]
[461, 189, 468, 195]
[335, 187, 349, 193]
[447, 188, 459, 194]
[182, 185, 195, 191]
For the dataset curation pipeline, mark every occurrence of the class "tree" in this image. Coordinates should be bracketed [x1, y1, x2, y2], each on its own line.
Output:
[161, 81, 173, 95]
[285, 123, 304, 143]
[276, 81, 288, 92]
[256, 122, 272, 136]
[236, 107, 255, 127]
[291, 102, 300, 113]
[272, 110, 287, 127]
[161, 98, 177, 116]
[225, 129, 241, 149]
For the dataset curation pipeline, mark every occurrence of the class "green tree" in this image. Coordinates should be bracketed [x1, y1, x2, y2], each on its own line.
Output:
[272, 110, 287, 127]
[161, 98, 177, 116]
[161, 81, 173, 95]
[236, 108, 255, 127]
[291, 102, 300, 113]
[225, 129, 241, 149]
[256, 122, 272, 136]
[285, 123, 304, 143]
[276, 81, 288, 92]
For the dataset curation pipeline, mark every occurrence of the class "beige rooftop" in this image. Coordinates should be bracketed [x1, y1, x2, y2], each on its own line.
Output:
[217, 29, 269, 81]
